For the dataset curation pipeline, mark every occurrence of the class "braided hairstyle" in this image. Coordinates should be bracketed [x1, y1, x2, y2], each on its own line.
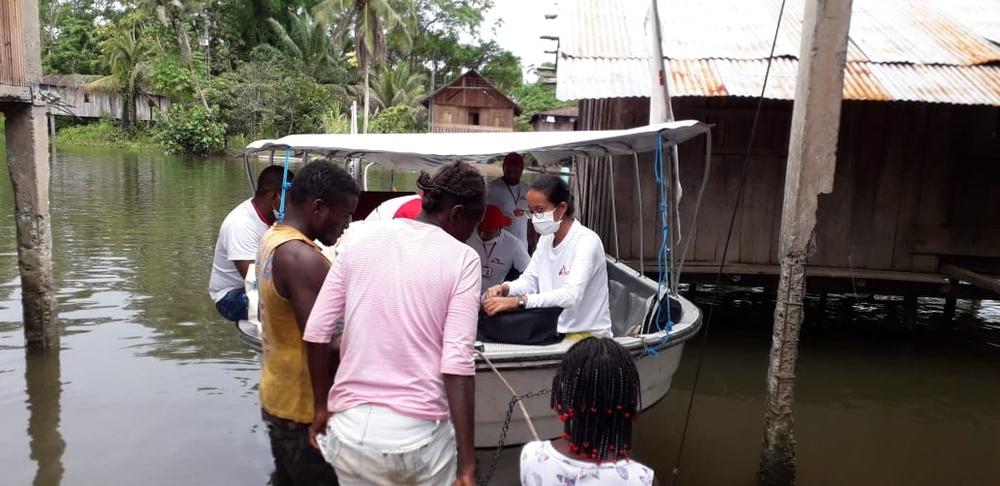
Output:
[551, 337, 641, 462]
[416, 161, 486, 215]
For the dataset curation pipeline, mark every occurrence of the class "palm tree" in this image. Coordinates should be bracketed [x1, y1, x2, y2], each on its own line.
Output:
[265, 12, 349, 84]
[141, 0, 209, 108]
[313, 0, 411, 133]
[85, 28, 153, 130]
[369, 63, 426, 111]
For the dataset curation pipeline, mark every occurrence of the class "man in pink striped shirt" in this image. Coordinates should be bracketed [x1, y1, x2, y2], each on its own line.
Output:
[304, 162, 486, 486]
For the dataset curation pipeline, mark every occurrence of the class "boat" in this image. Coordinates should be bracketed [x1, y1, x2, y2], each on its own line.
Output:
[237, 121, 711, 448]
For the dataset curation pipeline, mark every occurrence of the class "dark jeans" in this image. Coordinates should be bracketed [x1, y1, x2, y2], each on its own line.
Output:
[262, 409, 339, 486]
[215, 287, 248, 321]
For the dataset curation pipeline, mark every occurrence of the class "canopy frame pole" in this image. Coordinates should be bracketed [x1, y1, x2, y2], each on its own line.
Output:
[302, 151, 309, 164]
[243, 152, 255, 196]
[667, 145, 681, 293]
[676, 130, 713, 284]
[268, 149, 275, 166]
[632, 153, 644, 276]
[607, 154, 621, 262]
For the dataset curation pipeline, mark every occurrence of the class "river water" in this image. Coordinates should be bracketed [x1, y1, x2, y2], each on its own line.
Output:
[0, 148, 997, 485]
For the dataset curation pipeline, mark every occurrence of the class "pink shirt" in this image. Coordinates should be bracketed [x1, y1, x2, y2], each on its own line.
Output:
[303, 219, 482, 421]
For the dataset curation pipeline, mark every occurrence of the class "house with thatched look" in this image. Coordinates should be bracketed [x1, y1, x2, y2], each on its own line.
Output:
[423, 70, 522, 133]
[554, 0, 1000, 300]
[40, 75, 170, 122]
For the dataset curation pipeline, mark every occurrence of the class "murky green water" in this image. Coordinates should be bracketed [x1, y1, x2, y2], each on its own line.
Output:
[1, 148, 998, 485]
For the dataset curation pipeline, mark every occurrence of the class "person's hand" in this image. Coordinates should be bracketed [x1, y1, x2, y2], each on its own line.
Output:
[483, 296, 519, 316]
[308, 408, 331, 451]
[483, 284, 508, 300]
[453, 470, 476, 486]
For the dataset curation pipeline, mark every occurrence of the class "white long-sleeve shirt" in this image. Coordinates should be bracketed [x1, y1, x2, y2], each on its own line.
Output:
[506, 220, 613, 337]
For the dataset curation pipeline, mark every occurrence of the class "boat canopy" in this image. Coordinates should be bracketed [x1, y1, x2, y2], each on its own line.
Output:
[245, 120, 709, 170]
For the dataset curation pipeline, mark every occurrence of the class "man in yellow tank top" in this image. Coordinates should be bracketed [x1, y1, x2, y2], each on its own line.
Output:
[256, 161, 359, 485]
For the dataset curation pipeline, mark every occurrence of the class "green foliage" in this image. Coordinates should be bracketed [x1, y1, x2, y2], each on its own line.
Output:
[153, 105, 227, 154]
[322, 106, 352, 134]
[511, 81, 575, 132]
[53, 119, 153, 148]
[43, 13, 105, 74]
[40, 0, 532, 142]
[370, 63, 426, 110]
[314, 0, 412, 68]
[369, 104, 424, 134]
[264, 11, 351, 84]
[480, 49, 522, 92]
[205, 56, 337, 138]
[150, 55, 197, 101]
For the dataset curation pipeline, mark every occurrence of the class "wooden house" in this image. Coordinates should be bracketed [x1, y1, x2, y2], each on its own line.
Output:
[553, 0, 1000, 298]
[423, 70, 522, 133]
[40, 75, 170, 122]
[530, 106, 578, 132]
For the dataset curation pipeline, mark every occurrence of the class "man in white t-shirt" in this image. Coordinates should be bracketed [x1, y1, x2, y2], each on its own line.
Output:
[467, 205, 530, 291]
[486, 152, 529, 247]
[208, 165, 291, 321]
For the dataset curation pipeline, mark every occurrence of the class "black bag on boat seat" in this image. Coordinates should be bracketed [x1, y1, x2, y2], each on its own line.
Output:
[478, 307, 563, 346]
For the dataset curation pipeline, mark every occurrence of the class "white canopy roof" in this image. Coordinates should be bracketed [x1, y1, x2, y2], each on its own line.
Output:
[245, 120, 710, 169]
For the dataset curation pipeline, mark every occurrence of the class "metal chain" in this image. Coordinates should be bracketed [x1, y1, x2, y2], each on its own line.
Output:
[479, 388, 551, 486]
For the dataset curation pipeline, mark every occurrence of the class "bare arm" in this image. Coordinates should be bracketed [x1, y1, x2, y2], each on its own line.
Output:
[444, 374, 476, 484]
[272, 240, 330, 334]
[233, 260, 252, 279]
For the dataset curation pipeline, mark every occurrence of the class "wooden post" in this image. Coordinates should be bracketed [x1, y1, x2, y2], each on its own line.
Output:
[2, 0, 58, 351]
[758, 1, 853, 485]
[902, 294, 918, 329]
[5, 103, 58, 350]
[943, 279, 958, 322]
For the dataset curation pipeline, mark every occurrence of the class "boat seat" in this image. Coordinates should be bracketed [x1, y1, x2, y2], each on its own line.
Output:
[623, 293, 650, 335]
[608, 280, 629, 328]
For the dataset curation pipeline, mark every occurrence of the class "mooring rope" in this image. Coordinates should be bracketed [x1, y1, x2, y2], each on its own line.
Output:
[668, 0, 789, 484]
[276, 147, 292, 222]
[476, 349, 546, 486]
[476, 350, 540, 441]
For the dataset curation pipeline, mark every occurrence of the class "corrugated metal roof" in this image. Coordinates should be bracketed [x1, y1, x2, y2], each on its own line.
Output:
[558, 58, 1000, 106]
[556, 0, 1000, 105]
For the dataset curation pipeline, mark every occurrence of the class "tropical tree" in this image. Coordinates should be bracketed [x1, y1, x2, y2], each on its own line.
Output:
[369, 63, 426, 111]
[140, 0, 209, 108]
[264, 11, 349, 84]
[85, 26, 153, 129]
[313, 0, 411, 133]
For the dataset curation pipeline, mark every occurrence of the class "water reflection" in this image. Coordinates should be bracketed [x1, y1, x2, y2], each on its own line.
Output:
[0, 148, 998, 485]
[26, 349, 64, 486]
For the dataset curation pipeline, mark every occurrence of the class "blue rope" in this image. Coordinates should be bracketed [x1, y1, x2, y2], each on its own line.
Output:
[648, 133, 674, 355]
[276, 147, 292, 222]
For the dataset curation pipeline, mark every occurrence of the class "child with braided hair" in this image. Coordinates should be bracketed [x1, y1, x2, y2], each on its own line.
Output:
[519, 337, 657, 485]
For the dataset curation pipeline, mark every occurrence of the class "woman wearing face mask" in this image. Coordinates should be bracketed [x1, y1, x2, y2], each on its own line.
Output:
[483, 175, 613, 340]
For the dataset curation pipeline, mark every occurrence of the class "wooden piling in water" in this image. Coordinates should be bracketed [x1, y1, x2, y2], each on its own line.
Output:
[759, 1, 854, 484]
[1, 0, 58, 351]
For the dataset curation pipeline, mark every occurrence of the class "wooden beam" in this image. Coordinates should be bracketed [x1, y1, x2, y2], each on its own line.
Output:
[676, 261, 948, 284]
[940, 264, 1000, 295]
[911, 226, 1000, 258]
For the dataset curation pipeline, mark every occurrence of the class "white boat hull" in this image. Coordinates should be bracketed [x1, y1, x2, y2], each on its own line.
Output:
[236, 258, 702, 449]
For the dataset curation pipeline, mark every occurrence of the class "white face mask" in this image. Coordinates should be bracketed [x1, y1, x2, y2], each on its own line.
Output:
[531, 209, 562, 235]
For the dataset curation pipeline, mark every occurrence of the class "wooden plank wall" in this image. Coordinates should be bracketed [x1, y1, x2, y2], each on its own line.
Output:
[578, 96, 1000, 277]
[0, 0, 27, 86]
[431, 104, 513, 130]
[40, 85, 170, 121]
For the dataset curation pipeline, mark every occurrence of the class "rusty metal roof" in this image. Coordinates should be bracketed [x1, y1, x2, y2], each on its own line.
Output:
[556, 0, 1000, 105]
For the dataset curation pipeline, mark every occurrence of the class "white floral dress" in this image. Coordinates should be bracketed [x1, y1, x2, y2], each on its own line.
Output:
[519, 441, 655, 485]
